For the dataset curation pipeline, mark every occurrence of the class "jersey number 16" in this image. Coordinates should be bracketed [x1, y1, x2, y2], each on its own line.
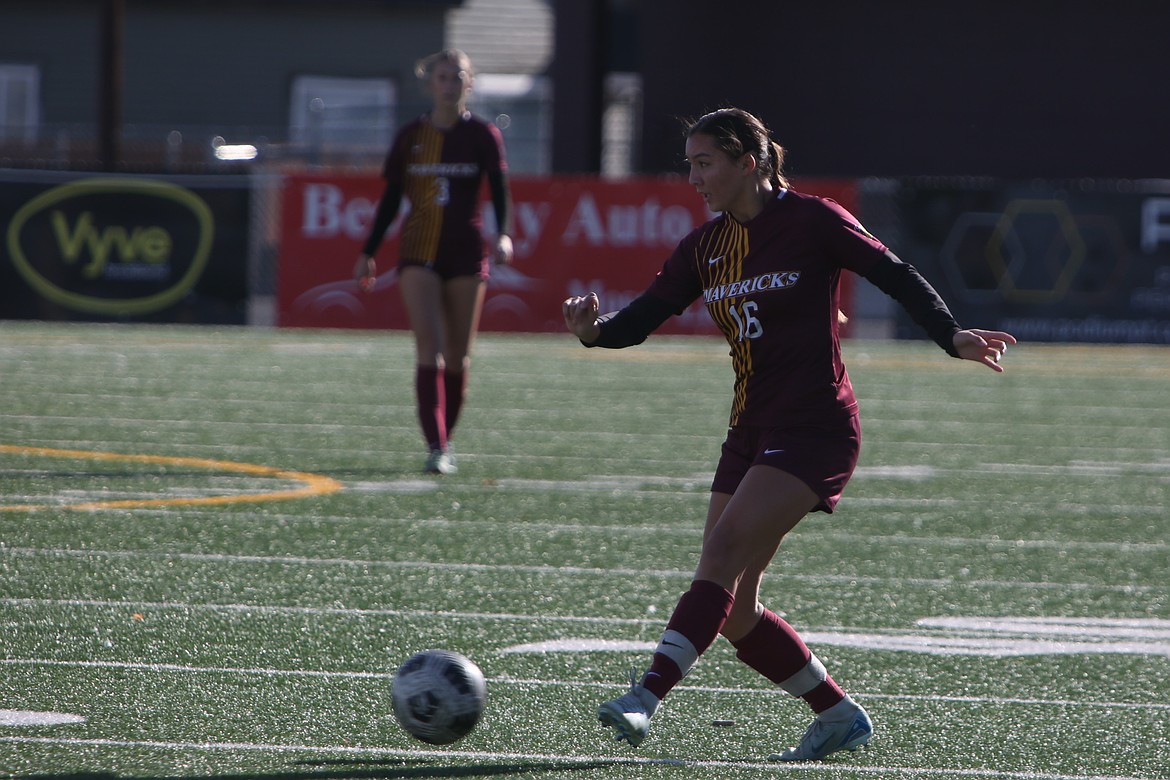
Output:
[728, 301, 763, 342]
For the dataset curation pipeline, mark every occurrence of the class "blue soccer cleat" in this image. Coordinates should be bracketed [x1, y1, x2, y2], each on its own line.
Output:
[771, 697, 873, 761]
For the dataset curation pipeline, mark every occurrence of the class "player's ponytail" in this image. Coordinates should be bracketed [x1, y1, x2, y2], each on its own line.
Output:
[767, 141, 790, 191]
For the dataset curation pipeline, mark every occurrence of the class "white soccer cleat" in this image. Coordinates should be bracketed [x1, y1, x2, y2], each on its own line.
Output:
[771, 697, 873, 762]
[598, 669, 658, 747]
[424, 448, 456, 475]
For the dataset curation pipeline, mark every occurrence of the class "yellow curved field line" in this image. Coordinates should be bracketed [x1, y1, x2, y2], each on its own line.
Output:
[0, 445, 343, 511]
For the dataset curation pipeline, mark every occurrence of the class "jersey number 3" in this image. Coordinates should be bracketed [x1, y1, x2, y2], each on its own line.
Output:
[435, 177, 450, 206]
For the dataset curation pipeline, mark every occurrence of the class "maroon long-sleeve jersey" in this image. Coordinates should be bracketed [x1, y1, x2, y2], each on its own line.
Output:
[646, 190, 889, 427]
[382, 113, 506, 267]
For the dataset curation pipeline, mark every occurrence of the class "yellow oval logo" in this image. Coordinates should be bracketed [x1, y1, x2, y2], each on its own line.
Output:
[6, 177, 214, 316]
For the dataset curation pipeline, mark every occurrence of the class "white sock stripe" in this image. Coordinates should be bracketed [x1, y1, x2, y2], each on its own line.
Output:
[654, 629, 699, 676]
[778, 653, 827, 697]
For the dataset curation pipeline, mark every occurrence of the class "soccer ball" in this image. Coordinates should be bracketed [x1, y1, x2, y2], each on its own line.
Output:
[391, 649, 486, 745]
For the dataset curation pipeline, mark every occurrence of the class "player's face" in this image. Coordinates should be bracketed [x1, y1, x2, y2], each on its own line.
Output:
[428, 61, 472, 110]
[685, 133, 752, 218]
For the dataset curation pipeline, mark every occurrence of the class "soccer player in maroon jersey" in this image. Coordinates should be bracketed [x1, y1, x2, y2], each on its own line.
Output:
[356, 50, 513, 475]
[563, 108, 1016, 761]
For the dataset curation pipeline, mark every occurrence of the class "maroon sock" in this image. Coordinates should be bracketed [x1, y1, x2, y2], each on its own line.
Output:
[730, 608, 845, 713]
[415, 365, 446, 451]
[443, 369, 467, 437]
[641, 580, 734, 701]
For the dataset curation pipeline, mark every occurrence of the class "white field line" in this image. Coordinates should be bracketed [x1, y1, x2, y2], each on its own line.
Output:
[0, 735, 1158, 780]
[2, 596, 1167, 641]
[77, 503, 1170, 541]
[4, 421, 1168, 460]
[7, 378, 1167, 414]
[23, 502, 1166, 552]
[2, 451, 1167, 512]
[5, 410, 1166, 449]
[0, 596, 660, 625]
[6, 437, 1168, 474]
[0, 548, 1162, 594]
[9, 596, 1170, 661]
[0, 412, 716, 440]
[3, 456, 1169, 547]
[502, 624, 1170, 660]
[0, 386, 1153, 419]
[8, 658, 1165, 714]
[4, 430, 1167, 467]
[4, 428, 1165, 462]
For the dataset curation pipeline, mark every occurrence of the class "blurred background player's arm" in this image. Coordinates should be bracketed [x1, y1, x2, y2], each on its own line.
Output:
[354, 180, 404, 289]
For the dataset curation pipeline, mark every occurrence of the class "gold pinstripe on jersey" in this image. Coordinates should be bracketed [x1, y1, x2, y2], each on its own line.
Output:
[695, 219, 753, 425]
[401, 123, 445, 264]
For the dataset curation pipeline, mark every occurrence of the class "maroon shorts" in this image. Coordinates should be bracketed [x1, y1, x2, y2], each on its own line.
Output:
[710, 414, 861, 514]
[399, 253, 489, 282]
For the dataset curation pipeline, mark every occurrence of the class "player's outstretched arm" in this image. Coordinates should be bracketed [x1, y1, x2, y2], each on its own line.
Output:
[953, 329, 1018, 372]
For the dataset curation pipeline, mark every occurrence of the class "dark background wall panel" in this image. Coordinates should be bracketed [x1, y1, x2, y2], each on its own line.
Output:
[632, 1, 1170, 179]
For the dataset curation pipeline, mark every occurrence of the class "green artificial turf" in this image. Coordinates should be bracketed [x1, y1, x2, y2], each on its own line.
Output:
[1, 322, 1167, 779]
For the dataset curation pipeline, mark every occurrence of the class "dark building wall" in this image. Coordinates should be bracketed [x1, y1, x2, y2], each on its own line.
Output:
[0, 1, 453, 135]
[629, 1, 1169, 179]
[126, 2, 445, 132]
[550, 0, 605, 172]
[1, 2, 101, 127]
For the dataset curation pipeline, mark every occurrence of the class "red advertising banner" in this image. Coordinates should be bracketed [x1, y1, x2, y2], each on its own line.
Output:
[276, 174, 857, 334]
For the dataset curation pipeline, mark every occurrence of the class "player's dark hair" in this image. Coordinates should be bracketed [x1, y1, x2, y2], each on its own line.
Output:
[687, 108, 790, 190]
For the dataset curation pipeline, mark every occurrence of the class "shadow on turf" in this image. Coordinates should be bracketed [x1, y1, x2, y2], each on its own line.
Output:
[15, 759, 634, 780]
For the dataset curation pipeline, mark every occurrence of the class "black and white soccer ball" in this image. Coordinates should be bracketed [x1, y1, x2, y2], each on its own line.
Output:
[391, 649, 486, 745]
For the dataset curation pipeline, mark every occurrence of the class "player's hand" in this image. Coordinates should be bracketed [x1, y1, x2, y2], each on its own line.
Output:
[355, 255, 376, 292]
[953, 329, 1017, 372]
[493, 235, 514, 266]
[562, 293, 601, 344]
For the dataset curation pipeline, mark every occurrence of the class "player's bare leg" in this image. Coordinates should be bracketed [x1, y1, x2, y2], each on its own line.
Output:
[704, 467, 873, 761]
[398, 266, 452, 472]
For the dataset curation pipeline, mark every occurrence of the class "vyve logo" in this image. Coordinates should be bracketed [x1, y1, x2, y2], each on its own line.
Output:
[50, 210, 173, 279]
[7, 177, 214, 315]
